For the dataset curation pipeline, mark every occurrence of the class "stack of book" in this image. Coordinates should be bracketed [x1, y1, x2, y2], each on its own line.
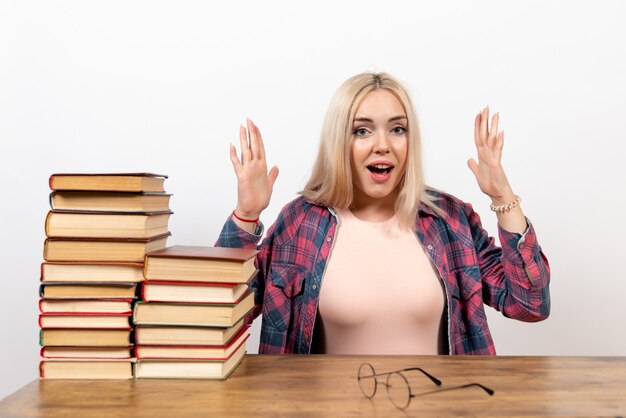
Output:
[39, 173, 171, 379]
[133, 246, 257, 379]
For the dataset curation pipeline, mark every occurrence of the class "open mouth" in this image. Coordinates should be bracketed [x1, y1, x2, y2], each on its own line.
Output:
[367, 164, 394, 175]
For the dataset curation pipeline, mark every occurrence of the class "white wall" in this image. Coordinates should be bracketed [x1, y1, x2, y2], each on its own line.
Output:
[1, 0, 625, 400]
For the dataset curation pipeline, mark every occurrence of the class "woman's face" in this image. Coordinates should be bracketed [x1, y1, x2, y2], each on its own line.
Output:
[350, 89, 408, 210]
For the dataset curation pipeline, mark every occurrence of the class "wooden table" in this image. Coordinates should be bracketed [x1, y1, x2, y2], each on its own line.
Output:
[1, 355, 625, 417]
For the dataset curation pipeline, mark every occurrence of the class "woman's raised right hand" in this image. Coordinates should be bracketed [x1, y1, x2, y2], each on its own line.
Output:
[229, 119, 279, 220]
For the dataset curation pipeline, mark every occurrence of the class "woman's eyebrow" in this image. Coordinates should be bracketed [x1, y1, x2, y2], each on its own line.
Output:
[353, 115, 407, 123]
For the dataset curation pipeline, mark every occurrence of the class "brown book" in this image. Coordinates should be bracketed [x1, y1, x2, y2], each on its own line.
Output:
[44, 233, 170, 262]
[144, 246, 258, 283]
[135, 319, 245, 346]
[133, 291, 254, 327]
[40, 329, 132, 347]
[39, 299, 133, 314]
[45, 211, 172, 239]
[134, 343, 246, 379]
[50, 191, 171, 212]
[49, 173, 167, 192]
[135, 326, 249, 360]
[141, 280, 250, 304]
[39, 313, 132, 329]
[41, 346, 132, 359]
[41, 262, 145, 283]
[40, 359, 134, 379]
[40, 282, 137, 299]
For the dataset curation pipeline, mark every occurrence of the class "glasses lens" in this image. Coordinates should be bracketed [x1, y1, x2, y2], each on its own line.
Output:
[386, 372, 411, 410]
[357, 363, 377, 398]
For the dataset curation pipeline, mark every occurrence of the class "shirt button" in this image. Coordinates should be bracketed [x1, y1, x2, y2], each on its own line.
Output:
[519, 243, 525, 250]
[327, 236, 332, 242]
[427, 244, 433, 251]
[312, 284, 317, 290]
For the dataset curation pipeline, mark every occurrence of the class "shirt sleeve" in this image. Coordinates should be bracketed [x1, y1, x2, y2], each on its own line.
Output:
[215, 217, 268, 324]
[465, 205, 551, 322]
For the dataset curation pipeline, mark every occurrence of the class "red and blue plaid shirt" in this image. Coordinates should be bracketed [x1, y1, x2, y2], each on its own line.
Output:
[216, 189, 550, 355]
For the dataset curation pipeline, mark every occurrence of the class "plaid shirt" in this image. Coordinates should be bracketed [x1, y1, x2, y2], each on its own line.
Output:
[216, 190, 550, 355]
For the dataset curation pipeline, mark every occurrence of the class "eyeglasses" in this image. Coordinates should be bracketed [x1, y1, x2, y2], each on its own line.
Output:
[357, 362, 495, 410]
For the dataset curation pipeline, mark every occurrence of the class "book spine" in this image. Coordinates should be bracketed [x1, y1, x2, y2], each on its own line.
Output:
[39, 361, 45, 379]
[43, 239, 49, 261]
[39, 284, 45, 298]
[39, 329, 44, 346]
[131, 303, 141, 325]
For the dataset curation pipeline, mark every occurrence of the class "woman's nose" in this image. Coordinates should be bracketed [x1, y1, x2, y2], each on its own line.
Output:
[373, 131, 390, 153]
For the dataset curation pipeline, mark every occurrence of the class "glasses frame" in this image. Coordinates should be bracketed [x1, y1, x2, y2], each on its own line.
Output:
[357, 362, 495, 410]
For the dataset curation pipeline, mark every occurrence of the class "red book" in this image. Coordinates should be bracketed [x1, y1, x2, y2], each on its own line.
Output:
[41, 346, 133, 359]
[134, 326, 250, 360]
[39, 299, 134, 314]
[39, 313, 132, 329]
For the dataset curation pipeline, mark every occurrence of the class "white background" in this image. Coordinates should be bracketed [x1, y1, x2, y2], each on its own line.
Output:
[1, 0, 625, 400]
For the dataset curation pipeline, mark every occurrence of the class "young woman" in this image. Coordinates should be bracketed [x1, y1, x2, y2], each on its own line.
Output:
[216, 72, 550, 355]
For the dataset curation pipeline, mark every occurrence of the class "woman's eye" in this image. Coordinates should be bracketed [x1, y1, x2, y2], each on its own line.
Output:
[392, 126, 407, 134]
[353, 128, 369, 136]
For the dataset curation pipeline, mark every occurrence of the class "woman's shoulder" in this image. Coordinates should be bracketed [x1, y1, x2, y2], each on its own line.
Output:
[424, 187, 476, 223]
[268, 196, 332, 244]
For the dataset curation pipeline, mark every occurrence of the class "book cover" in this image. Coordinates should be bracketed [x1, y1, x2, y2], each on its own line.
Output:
[49, 173, 167, 193]
[144, 245, 258, 283]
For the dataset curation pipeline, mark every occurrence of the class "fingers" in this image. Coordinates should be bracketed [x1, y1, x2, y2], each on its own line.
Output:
[467, 158, 479, 177]
[495, 131, 504, 160]
[268, 165, 279, 188]
[229, 144, 243, 174]
[480, 106, 489, 144]
[474, 113, 481, 146]
[239, 125, 251, 164]
[250, 120, 266, 161]
[488, 112, 499, 149]
[246, 119, 258, 160]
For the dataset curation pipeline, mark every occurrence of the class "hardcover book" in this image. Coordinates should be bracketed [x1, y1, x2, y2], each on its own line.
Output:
[144, 246, 258, 283]
[40, 359, 134, 379]
[45, 211, 172, 239]
[49, 173, 167, 193]
[39, 282, 137, 299]
[39, 299, 133, 314]
[133, 291, 254, 327]
[50, 191, 171, 212]
[41, 262, 145, 283]
[135, 319, 245, 346]
[44, 233, 170, 262]
[134, 343, 246, 380]
[40, 346, 133, 359]
[141, 280, 251, 304]
[40, 329, 133, 347]
[39, 313, 132, 329]
[134, 326, 249, 360]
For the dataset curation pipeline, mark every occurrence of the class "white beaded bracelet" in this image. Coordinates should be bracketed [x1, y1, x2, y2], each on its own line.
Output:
[490, 195, 521, 214]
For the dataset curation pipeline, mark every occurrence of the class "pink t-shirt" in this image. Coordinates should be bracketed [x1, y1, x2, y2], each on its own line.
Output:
[315, 208, 446, 354]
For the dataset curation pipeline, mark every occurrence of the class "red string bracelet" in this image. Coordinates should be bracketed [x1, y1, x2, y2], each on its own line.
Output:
[232, 210, 259, 225]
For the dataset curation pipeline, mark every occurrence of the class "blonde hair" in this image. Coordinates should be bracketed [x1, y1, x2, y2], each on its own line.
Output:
[300, 72, 440, 229]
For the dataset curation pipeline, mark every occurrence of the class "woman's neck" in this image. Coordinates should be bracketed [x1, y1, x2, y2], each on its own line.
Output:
[349, 191, 398, 222]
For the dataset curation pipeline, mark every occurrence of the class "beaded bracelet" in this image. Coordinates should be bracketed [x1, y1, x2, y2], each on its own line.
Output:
[232, 210, 260, 225]
[490, 195, 522, 214]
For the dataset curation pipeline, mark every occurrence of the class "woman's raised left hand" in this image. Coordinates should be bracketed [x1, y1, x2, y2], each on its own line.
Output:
[467, 107, 515, 203]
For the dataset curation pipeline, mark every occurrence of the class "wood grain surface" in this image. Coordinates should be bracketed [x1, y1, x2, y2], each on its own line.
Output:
[1, 355, 625, 417]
